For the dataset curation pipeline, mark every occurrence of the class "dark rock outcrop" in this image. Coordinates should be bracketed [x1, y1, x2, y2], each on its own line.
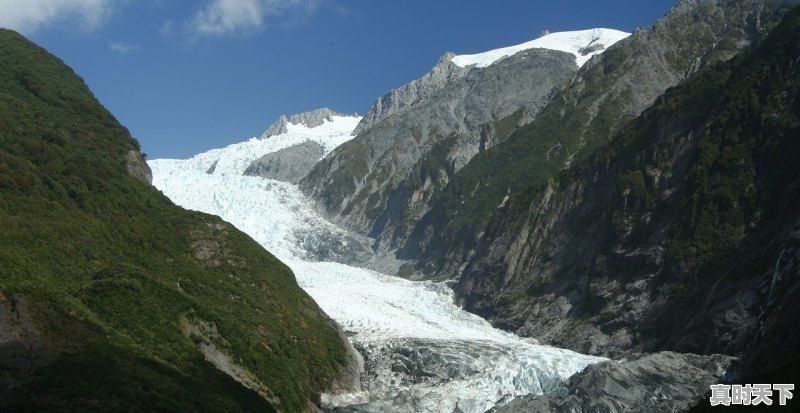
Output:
[453, 3, 800, 372]
[351, 52, 469, 137]
[493, 352, 734, 413]
[244, 141, 324, 183]
[0, 295, 54, 389]
[302, 48, 580, 255]
[404, 0, 792, 279]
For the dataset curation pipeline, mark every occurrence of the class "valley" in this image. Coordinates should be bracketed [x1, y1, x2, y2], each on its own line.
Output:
[2, 0, 799, 411]
[149, 115, 605, 412]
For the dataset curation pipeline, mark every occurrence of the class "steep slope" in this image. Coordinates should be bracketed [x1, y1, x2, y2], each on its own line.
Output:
[0, 29, 354, 412]
[300, 30, 627, 254]
[262, 108, 351, 139]
[454, 3, 800, 380]
[244, 141, 324, 183]
[450, 28, 630, 69]
[402, 0, 795, 277]
[148, 113, 609, 413]
[494, 352, 734, 413]
[239, 111, 362, 185]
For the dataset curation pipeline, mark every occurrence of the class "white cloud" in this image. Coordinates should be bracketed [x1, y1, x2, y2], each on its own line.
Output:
[187, 0, 323, 36]
[159, 20, 175, 36]
[109, 41, 140, 54]
[0, 0, 119, 34]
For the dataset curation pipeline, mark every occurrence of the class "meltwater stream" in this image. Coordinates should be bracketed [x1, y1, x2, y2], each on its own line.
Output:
[149, 116, 605, 412]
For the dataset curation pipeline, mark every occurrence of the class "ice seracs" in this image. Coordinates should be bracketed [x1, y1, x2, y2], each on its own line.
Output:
[451, 28, 630, 68]
[150, 113, 605, 411]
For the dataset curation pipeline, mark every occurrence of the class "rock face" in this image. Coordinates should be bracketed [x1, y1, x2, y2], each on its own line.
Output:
[302, 48, 580, 253]
[452, 3, 800, 372]
[403, 0, 793, 279]
[351, 52, 469, 136]
[0, 295, 55, 389]
[125, 149, 152, 184]
[297, 1, 800, 404]
[262, 107, 346, 139]
[493, 352, 735, 413]
[244, 141, 324, 183]
[739, 227, 800, 381]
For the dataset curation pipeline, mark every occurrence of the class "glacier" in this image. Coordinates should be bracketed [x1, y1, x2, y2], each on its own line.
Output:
[450, 28, 630, 68]
[149, 115, 605, 412]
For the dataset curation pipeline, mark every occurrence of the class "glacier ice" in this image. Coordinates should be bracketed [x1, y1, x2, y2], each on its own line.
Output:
[451, 28, 630, 69]
[149, 115, 605, 413]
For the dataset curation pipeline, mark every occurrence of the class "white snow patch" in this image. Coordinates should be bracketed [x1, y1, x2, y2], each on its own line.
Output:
[154, 115, 361, 178]
[451, 28, 630, 69]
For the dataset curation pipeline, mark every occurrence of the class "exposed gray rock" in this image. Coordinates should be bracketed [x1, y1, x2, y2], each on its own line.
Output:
[326, 325, 365, 396]
[206, 160, 218, 174]
[244, 141, 324, 183]
[578, 43, 605, 56]
[445, 2, 800, 367]
[352, 52, 469, 136]
[302, 48, 579, 249]
[0, 294, 55, 389]
[492, 352, 735, 413]
[125, 149, 152, 184]
[741, 224, 800, 380]
[304, 0, 790, 278]
[261, 108, 348, 139]
[402, 0, 795, 279]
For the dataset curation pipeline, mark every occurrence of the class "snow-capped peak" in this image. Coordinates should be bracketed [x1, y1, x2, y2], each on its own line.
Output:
[152, 114, 361, 178]
[450, 28, 630, 69]
[261, 107, 358, 139]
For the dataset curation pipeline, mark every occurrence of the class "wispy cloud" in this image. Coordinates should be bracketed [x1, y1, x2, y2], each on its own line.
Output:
[0, 0, 119, 34]
[109, 41, 140, 54]
[159, 20, 175, 37]
[187, 0, 324, 36]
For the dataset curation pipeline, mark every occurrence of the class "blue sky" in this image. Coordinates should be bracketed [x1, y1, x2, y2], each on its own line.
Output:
[1, 0, 676, 159]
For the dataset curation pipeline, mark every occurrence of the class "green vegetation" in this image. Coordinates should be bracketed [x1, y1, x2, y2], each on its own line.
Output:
[549, 4, 800, 359]
[0, 29, 348, 412]
[405, 44, 638, 270]
[603, 5, 800, 284]
[388, 134, 458, 235]
[408, 2, 793, 274]
[306, 138, 371, 216]
[440, 5, 800, 371]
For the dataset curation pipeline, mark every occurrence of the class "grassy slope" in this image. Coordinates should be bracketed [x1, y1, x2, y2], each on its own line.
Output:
[0, 29, 348, 412]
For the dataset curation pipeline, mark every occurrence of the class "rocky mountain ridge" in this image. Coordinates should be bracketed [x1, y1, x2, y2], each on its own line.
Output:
[293, 0, 800, 405]
[244, 141, 325, 184]
[301, 46, 583, 249]
[262, 107, 351, 139]
[400, 0, 792, 279]
[452, 9, 800, 363]
[300, 0, 791, 280]
[464, 3, 800, 408]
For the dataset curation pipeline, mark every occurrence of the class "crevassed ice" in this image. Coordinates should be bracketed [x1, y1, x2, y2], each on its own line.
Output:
[451, 28, 630, 68]
[149, 115, 605, 413]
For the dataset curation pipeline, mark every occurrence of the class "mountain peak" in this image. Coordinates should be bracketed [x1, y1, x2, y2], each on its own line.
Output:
[450, 28, 630, 69]
[261, 107, 353, 139]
